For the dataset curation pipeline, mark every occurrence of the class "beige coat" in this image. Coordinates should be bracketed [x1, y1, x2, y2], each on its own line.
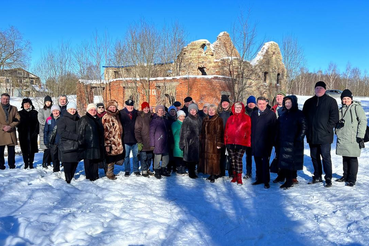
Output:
[0, 105, 20, 146]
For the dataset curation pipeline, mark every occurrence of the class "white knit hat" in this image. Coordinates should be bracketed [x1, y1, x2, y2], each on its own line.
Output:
[50, 105, 60, 112]
[86, 103, 97, 112]
[67, 102, 77, 110]
[177, 110, 186, 117]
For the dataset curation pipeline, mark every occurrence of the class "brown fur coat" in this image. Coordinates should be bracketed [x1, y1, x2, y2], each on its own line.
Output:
[102, 109, 124, 156]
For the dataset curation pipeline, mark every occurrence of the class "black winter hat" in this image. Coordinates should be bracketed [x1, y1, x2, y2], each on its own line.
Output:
[184, 97, 192, 103]
[125, 99, 134, 106]
[315, 81, 326, 89]
[173, 101, 181, 107]
[44, 95, 52, 103]
[97, 103, 105, 108]
[21, 98, 34, 109]
[220, 94, 230, 103]
[341, 89, 353, 100]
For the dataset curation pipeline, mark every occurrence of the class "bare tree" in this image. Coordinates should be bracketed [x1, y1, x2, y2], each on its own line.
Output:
[281, 36, 306, 93]
[325, 62, 339, 89]
[0, 26, 31, 70]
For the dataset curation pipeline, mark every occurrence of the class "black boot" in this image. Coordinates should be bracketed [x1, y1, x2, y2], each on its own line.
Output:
[154, 169, 162, 179]
[161, 168, 171, 177]
[42, 163, 48, 169]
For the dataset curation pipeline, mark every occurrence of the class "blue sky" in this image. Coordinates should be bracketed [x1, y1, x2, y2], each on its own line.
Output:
[1, 0, 368, 74]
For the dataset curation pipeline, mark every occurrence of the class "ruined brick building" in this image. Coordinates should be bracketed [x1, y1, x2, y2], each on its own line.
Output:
[77, 32, 286, 111]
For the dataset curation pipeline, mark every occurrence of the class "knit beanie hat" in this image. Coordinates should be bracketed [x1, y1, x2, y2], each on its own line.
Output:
[168, 105, 177, 112]
[188, 103, 198, 113]
[97, 103, 104, 108]
[155, 105, 165, 113]
[247, 96, 256, 104]
[51, 105, 61, 112]
[141, 102, 150, 110]
[276, 91, 286, 96]
[341, 89, 353, 100]
[220, 94, 230, 103]
[86, 103, 96, 112]
[67, 102, 77, 110]
[315, 81, 326, 89]
[44, 95, 52, 103]
[177, 110, 186, 117]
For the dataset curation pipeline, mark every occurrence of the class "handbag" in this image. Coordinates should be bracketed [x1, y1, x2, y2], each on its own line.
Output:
[364, 126, 369, 142]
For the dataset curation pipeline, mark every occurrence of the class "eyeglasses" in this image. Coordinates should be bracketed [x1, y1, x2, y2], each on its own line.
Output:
[98, 106, 104, 109]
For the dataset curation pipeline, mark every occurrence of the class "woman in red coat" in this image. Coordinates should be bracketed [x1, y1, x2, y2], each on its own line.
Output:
[224, 102, 251, 185]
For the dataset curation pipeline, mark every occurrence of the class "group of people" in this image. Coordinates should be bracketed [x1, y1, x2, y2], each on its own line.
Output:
[0, 80, 366, 188]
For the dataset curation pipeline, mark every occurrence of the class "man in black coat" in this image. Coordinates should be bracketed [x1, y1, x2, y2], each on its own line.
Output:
[251, 97, 277, 189]
[119, 99, 139, 176]
[218, 94, 232, 177]
[303, 81, 339, 187]
[182, 97, 192, 116]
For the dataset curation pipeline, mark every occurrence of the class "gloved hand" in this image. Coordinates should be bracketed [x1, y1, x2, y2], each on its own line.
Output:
[357, 138, 365, 149]
[137, 143, 143, 152]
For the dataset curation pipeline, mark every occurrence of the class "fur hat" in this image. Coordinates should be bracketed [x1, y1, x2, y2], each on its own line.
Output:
[221, 94, 230, 103]
[247, 96, 256, 104]
[51, 105, 61, 112]
[21, 98, 34, 109]
[86, 103, 97, 112]
[177, 110, 186, 117]
[67, 102, 77, 110]
[341, 89, 353, 100]
[315, 81, 326, 89]
[155, 105, 165, 113]
[141, 102, 150, 110]
[188, 103, 198, 113]
[106, 100, 118, 109]
[184, 97, 192, 103]
[125, 99, 134, 106]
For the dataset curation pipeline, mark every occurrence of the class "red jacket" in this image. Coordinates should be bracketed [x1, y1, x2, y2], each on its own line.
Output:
[224, 102, 251, 147]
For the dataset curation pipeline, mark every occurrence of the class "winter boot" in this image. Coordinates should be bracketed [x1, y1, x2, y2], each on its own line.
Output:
[142, 170, 149, 177]
[231, 171, 237, 183]
[154, 169, 162, 179]
[237, 173, 243, 185]
[161, 168, 171, 177]
[106, 163, 115, 179]
[42, 163, 48, 169]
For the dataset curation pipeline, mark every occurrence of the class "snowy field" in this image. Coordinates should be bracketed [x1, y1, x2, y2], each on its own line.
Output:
[1, 95, 369, 245]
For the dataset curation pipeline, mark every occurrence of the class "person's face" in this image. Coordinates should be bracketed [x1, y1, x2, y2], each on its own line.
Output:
[276, 95, 284, 105]
[178, 115, 185, 122]
[285, 99, 292, 110]
[157, 108, 164, 117]
[143, 107, 150, 113]
[342, 97, 353, 106]
[108, 105, 117, 112]
[67, 108, 76, 115]
[169, 109, 176, 116]
[126, 105, 134, 112]
[257, 100, 267, 111]
[88, 108, 97, 116]
[175, 106, 181, 111]
[185, 101, 192, 107]
[315, 86, 326, 97]
[208, 107, 216, 116]
[59, 97, 67, 106]
[1, 96, 10, 105]
[248, 102, 256, 109]
[52, 110, 60, 117]
[222, 101, 230, 110]
[97, 106, 105, 114]
[23, 102, 31, 110]
[234, 104, 243, 114]
[190, 108, 197, 116]
[45, 101, 52, 107]
[203, 107, 208, 115]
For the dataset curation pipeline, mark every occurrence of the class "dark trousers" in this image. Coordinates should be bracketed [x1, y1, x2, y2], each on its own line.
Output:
[84, 159, 99, 181]
[49, 145, 60, 172]
[309, 143, 332, 181]
[63, 162, 78, 183]
[185, 161, 197, 177]
[42, 148, 52, 166]
[22, 152, 35, 169]
[245, 147, 252, 175]
[343, 156, 359, 183]
[220, 147, 232, 176]
[139, 151, 153, 171]
[0, 145, 15, 169]
[254, 156, 270, 184]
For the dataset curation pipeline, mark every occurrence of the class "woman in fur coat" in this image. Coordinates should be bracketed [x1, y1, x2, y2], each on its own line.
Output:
[199, 104, 224, 183]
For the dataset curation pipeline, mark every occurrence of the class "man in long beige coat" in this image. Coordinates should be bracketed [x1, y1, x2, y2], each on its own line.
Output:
[0, 93, 20, 169]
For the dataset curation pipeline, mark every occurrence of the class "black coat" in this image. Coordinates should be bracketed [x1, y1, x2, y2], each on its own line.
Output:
[277, 96, 307, 171]
[251, 108, 277, 157]
[219, 109, 232, 129]
[119, 108, 138, 144]
[78, 113, 105, 160]
[18, 109, 39, 154]
[179, 114, 202, 162]
[57, 112, 81, 162]
[302, 94, 339, 144]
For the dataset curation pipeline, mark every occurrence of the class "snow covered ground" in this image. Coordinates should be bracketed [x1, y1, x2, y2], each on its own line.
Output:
[1, 95, 369, 245]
